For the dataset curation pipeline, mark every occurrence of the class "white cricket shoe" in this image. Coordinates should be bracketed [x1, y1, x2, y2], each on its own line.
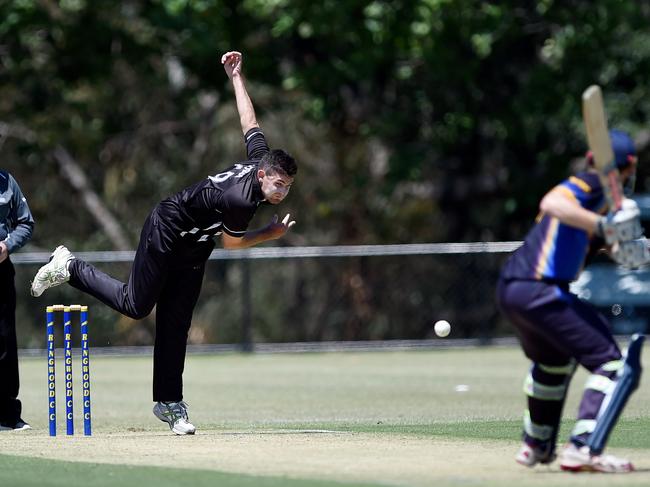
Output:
[30, 245, 74, 297]
[559, 443, 634, 473]
[515, 442, 556, 467]
[153, 401, 196, 435]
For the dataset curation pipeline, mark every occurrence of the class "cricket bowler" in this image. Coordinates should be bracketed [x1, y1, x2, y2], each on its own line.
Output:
[30, 51, 297, 435]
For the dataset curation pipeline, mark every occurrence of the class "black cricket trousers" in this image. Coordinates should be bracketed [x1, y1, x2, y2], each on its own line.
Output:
[68, 208, 211, 402]
[0, 258, 22, 425]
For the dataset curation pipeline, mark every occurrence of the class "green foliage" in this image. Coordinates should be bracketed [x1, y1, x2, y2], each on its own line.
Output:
[4, 0, 650, 244]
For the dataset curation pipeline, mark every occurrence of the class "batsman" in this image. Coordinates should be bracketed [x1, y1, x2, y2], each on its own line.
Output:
[30, 51, 297, 435]
[497, 87, 648, 473]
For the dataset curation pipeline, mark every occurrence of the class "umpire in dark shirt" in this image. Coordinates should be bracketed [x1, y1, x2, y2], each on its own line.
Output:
[0, 170, 34, 431]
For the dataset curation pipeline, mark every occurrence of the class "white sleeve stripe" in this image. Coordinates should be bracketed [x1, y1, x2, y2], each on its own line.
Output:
[245, 130, 264, 142]
[223, 224, 246, 235]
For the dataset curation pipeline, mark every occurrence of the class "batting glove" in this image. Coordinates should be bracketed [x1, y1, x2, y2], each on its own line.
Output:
[612, 237, 650, 269]
[597, 199, 643, 245]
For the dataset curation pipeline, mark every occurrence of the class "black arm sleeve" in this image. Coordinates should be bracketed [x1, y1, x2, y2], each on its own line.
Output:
[244, 127, 270, 160]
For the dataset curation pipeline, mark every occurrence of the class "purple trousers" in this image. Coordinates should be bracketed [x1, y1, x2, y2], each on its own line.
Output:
[497, 278, 622, 450]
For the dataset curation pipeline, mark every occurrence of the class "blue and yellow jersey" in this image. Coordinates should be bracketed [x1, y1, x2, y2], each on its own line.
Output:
[501, 172, 607, 283]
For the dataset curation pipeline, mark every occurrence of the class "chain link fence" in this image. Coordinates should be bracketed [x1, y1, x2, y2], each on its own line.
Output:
[11, 242, 648, 350]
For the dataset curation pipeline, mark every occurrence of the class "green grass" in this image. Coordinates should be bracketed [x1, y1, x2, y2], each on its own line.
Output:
[0, 347, 648, 487]
[0, 455, 374, 487]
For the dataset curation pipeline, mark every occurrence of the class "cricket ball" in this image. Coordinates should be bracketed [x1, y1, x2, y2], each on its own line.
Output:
[434, 320, 451, 338]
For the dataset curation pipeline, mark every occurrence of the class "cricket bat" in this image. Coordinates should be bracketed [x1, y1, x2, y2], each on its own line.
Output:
[582, 85, 623, 212]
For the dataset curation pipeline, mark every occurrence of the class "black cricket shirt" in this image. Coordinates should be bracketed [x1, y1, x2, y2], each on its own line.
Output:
[155, 128, 270, 263]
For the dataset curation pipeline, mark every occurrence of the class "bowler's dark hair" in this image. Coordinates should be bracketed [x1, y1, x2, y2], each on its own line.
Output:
[259, 149, 297, 177]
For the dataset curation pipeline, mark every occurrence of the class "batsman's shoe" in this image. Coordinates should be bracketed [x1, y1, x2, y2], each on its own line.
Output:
[559, 443, 634, 473]
[515, 442, 556, 467]
[30, 245, 74, 297]
[153, 401, 196, 435]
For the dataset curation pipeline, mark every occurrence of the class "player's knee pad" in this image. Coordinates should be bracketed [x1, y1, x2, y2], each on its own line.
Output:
[570, 360, 622, 439]
[587, 334, 645, 454]
[523, 361, 575, 401]
[583, 359, 623, 396]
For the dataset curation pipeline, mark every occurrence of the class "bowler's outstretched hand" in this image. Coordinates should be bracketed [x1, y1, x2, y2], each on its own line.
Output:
[221, 51, 242, 79]
[267, 214, 296, 240]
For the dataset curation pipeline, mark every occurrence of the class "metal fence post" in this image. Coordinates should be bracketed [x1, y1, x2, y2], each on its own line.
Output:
[241, 258, 253, 352]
